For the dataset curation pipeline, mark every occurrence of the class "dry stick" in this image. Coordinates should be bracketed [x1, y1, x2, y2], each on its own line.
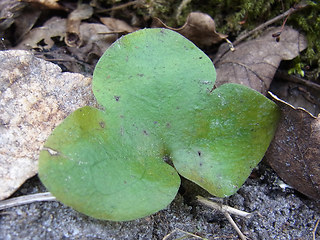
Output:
[162, 228, 207, 240]
[275, 70, 320, 91]
[197, 196, 252, 218]
[214, 1, 309, 65]
[175, 0, 192, 22]
[233, 1, 309, 46]
[197, 196, 251, 240]
[96, 0, 142, 13]
[0, 192, 56, 211]
[223, 211, 247, 240]
[313, 218, 320, 240]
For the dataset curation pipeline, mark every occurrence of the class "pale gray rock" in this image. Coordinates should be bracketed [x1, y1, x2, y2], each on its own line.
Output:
[0, 50, 96, 200]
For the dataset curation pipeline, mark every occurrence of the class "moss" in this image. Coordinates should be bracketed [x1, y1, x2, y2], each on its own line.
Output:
[190, 0, 300, 37]
[137, 0, 180, 26]
[288, 1, 320, 79]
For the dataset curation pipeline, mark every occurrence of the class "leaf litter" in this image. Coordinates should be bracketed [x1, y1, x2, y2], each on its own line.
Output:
[152, 12, 228, 47]
[214, 26, 307, 95]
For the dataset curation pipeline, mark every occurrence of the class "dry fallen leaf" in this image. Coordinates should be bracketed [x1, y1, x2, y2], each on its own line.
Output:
[0, 50, 96, 200]
[265, 93, 320, 200]
[68, 23, 115, 62]
[15, 17, 115, 62]
[0, 0, 27, 31]
[214, 26, 307, 95]
[15, 17, 66, 50]
[21, 0, 66, 10]
[13, 6, 41, 43]
[100, 17, 137, 34]
[66, 4, 93, 47]
[151, 12, 227, 47]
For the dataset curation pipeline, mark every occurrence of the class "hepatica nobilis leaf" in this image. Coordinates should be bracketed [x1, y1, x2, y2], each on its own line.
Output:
[38, 28, 280, 221]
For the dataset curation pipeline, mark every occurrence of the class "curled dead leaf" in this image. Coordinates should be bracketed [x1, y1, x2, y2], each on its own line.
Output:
[21, 0, 66, 10]
[13, 6, 41, 44]
[66, 4, 93, 47]
[152, 12, 227, 47]
[266, 93, 320, 200]
[0, 0, 27, 31]
[0, 50, 96, 200]
[100, 17, 137, 34]
[15, 17, 66, 50]
[15, 17, 115, 62]
[214, 26, 307, 95]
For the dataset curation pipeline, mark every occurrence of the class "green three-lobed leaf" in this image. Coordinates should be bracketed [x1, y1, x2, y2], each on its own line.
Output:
[38, 28, 280, 221]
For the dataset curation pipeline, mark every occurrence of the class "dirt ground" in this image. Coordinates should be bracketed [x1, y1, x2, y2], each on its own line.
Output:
[0, 162, 319, 240]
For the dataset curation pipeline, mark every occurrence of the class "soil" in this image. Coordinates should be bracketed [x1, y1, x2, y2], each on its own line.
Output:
[0, 161, 319, 240]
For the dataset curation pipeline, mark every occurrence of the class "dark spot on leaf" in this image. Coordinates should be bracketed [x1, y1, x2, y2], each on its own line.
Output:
[99, 121, 105, 128]
[160, 29, 166, 35]
[198, 151, 201, 156]
[124, 181, 127, 184]
[199, 162, 203, 166]
[199, 57, 203, 59]
[143, 130, 148, 135]
[137, 73, 144, 77]
[120, 115, 124, 118]
[114, 96, 120, 101]
[166, 123, 171, 128]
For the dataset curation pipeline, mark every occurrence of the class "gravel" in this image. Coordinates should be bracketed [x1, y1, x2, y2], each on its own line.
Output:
[0, 162, 319, 240]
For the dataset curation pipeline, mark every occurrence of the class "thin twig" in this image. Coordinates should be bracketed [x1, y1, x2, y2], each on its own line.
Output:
[197, 196, 251, 240]
[233, 1, 309, 46]
[275, 70, 320, 91]
[175, 0, 192, 22]
[0, 192, 56, 211]
[313, 218, 320, 240]
[223, 211, 247, 240]
[96, 0, 142, 13]
[197, 196, 252, 218]
[162, 228, 207, 240]
[214, 1, 310, 64]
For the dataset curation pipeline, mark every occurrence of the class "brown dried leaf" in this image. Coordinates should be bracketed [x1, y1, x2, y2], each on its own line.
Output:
[100, 17, 136, 34]
[265, 93, 320, 200]
[151, 12, 227, 47]
[15, 17, 66, 50]
[21, 0, 66, 10]
[0, 50, 96, 200]
[0, 0, 27, 31]
[215, 26, 307, 95]
[67, 23, 115, 62]
[15, 17, 115, 61]
[66, 4, 93, 47]
[13, 6, 41, 43]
